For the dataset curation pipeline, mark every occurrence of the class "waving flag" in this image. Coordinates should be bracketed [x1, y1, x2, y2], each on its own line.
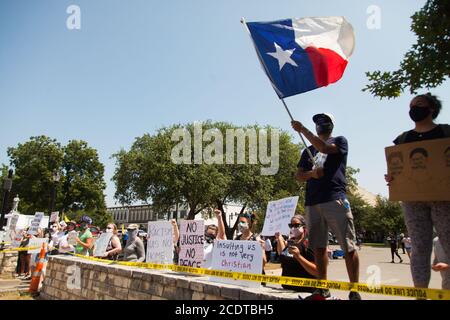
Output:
[245, 17, 355, 98]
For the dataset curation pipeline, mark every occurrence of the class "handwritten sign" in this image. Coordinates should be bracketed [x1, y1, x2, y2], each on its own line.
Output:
[261, 196, 299, 236]
[28, 238, 49, 254]
[28, 212, 45, 235]
[210, 240, 263, 288]
[178, 220, 204, 268]
[67, 231, 79, 246]
[9, 213, 20, 231]
[93, 232, 113, 257]
[146, 221, 173, 264]
[50, 212, 59, 223]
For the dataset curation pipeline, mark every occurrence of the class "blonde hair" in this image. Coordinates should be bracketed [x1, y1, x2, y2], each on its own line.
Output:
[107, 223, 118, 235]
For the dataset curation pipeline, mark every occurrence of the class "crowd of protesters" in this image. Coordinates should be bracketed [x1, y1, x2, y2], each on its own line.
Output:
[4, 92, 449, 299]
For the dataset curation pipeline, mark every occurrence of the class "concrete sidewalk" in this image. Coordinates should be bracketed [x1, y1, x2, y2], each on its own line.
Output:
[265, 245, 443, 300]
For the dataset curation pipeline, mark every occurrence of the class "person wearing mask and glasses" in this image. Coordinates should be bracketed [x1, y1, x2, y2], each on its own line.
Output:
[102, 223, 122, 260]
[275, 215, 318, 293]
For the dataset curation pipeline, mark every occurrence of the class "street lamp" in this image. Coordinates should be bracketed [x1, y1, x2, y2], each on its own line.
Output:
[228, 212, 235, 227]
[0, 169, 13, 231]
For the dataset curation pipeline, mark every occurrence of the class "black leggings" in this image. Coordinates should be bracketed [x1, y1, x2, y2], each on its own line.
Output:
[391, 248, 402, 261]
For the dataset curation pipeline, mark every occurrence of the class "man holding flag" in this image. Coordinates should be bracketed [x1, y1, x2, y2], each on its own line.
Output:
[292, 114, 361, 300]
[243, 16, 359, 299]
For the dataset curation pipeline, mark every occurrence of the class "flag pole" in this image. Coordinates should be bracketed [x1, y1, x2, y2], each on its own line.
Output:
[240, 18, 316, 165]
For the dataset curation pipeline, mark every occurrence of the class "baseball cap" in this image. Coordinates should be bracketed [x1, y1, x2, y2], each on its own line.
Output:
[312, 113, 335, 125]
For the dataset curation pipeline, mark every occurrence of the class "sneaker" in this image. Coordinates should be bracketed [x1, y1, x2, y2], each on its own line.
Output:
[391, 261, 395, 263]
[304, 288, 331, 300]
[349, 291, 362, 300]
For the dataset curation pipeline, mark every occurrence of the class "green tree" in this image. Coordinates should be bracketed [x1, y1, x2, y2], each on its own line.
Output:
[2, 136, 108, 227]
[6, 136, 63, 214]
[364, 0, 450, 98]
[113, 122, 303, 238]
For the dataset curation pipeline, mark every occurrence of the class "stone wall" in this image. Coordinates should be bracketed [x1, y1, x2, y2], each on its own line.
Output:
[40, 255, 298, 300]
[0, 251, 18, 278]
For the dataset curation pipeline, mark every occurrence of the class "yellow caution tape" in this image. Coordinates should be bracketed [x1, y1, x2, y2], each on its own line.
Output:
[0, 246, 40, 253]
[66, 253, 450, 300]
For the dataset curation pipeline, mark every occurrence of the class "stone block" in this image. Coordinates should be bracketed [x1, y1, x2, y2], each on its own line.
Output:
[176, 278, 191, 289]
[220, 286, 240, 300]
[128, 291, 152, 300]
[202, 282, 221, 297]
[189, 281, 204, 293]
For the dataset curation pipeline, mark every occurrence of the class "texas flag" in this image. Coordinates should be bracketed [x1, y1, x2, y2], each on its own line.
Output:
[245, 17, 355, 98]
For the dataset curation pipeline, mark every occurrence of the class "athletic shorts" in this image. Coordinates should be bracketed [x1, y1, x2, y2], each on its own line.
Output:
[306, 199, 356, 253]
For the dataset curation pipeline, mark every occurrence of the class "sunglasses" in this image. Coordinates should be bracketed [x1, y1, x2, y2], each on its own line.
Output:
[288, 223, 302, 229]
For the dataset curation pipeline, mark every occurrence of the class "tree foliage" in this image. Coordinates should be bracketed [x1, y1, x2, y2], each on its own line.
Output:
[1, 136, 109, 227]
[364, 0, 450, 98]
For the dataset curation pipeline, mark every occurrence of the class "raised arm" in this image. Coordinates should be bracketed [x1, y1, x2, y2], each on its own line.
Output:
[215, 209, 227, 240]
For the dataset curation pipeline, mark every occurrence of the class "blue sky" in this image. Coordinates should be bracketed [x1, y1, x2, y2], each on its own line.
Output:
[0, 0, 448, 207]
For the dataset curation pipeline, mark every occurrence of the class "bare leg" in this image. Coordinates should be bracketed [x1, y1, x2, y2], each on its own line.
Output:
[314, 248, 328, 280]
[344, 250, 360, 283]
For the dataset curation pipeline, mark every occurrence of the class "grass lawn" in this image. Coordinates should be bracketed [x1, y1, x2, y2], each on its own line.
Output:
[362, 242, 387, 248]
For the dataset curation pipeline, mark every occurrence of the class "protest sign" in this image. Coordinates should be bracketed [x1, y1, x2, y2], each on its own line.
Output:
[28, 212, 45, 235]
[9, 213, 20, 231]
[67, 231, 79, 246]
[146, 221, 173, 264]
[178, 220, 204, 268]
[210, 240, 263, 288]
[50, 212, 59, 223]
[28, 237, 49, 254]
[386, 137, 450, 201]
[261, 196, 299, 236]
[93, 232, 113, 257]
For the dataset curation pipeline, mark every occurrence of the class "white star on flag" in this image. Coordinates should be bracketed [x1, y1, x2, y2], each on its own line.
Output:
[266, 42, 298, 71]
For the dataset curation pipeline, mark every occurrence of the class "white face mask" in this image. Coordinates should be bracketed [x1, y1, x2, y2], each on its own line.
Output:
[105, 228, 113, 233]
[289, 226, 304, 241]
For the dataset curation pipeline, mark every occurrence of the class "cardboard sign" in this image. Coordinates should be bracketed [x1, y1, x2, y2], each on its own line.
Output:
[50, 212, 59, 223]
[28, 212, 45, 235]
[210, 240, 263, 288]
[178, 220, 204, 268]
[386, 137, 450, 201]
[261, 196, 299, 236]
[146, 221, 173, 264]
[9, 213, 20, 231]
[67, 231, 79, 246]
[93, 232, 113, 257]
[28, 238, 49, 254]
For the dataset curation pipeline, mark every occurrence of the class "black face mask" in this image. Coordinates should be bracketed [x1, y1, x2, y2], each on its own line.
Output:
[409, 106, 431, 122]
[316, 123, 333, 135]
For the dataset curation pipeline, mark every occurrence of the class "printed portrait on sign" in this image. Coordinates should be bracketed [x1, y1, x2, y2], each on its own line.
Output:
[408, 148, 433, 192]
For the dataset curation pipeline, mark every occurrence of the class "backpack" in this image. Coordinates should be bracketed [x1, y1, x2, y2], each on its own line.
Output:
[396, 124, 450, 144]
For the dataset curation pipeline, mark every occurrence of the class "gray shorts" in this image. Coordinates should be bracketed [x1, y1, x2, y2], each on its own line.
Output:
[306, 199, 356, 253]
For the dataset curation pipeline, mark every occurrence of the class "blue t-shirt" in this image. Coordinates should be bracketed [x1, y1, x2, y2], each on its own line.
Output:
[297, 136, 348, 206]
